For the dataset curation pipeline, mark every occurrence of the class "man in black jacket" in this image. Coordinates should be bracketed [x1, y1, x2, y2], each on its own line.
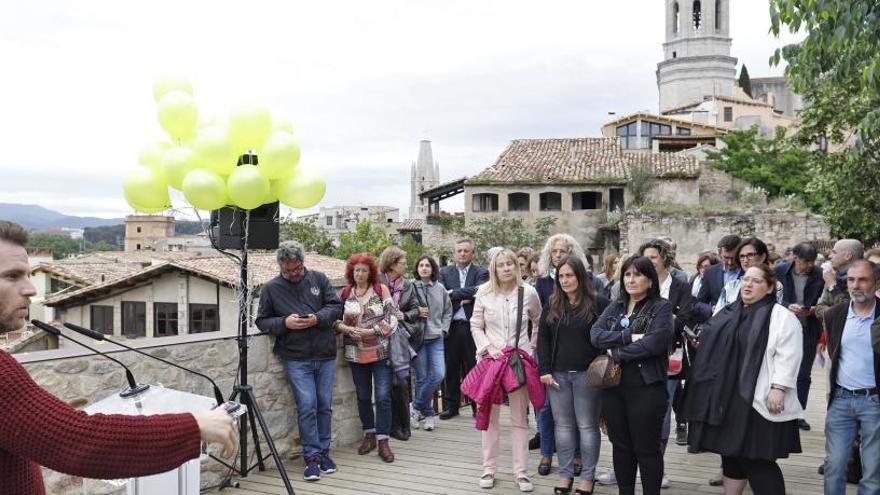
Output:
[255, 241, 342, 482]
[694, 235, 742, 320]
[775, 242, 823, 431]
[438, 238, 489, 420]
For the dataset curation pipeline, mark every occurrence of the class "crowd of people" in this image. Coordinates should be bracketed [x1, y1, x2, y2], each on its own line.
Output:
[257, 231, 879, 495]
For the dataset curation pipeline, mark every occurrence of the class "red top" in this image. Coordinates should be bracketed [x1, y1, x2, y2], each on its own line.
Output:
[0, 351, 202, 495]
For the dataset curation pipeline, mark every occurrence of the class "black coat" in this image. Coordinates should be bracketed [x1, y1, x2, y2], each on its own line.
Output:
[668, 277, 699, 378]
[590, 298, 674, 385]
[439, 264, 489, 320]
[695, 264, 739, 320]
[775, 261, 823, 337]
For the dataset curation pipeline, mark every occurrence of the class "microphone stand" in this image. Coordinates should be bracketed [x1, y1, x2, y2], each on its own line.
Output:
[31, 320, 150, 398]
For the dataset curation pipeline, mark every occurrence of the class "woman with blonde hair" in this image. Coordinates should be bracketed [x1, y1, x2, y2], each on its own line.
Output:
[471, 248, 543, 491]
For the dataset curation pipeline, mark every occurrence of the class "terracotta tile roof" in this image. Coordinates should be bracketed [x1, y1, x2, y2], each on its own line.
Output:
[44, 253, 347, 307]
[467, 137, 699, 185]
[31, 256, 148, 286]
[397, 219, 424, 232]
[604, 112, 726, 131]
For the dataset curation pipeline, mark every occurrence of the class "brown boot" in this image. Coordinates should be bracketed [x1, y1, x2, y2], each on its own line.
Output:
[377, 439, 395, 463]
[358, 432, 376, 455]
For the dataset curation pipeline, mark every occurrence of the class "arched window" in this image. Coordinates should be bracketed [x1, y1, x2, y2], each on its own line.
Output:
[673, 2, 680, 34]
[539, 192, 562, 211]
[472, 193, 498, 212]
[693, 0, 702, 31]
[508, 192, 530, 212]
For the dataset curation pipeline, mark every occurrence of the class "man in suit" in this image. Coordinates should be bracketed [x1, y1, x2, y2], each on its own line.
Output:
[822, 260, 880, 494]
[438, 238, 489, 420]
[775, 242, 824, 431]
[694, 234, 742, 320]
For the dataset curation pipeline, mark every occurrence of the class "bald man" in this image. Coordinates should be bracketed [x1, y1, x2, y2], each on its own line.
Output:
[816, 239, 864, 322]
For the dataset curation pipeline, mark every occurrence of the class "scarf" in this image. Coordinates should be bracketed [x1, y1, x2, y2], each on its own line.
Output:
[386, 274, 404, 306]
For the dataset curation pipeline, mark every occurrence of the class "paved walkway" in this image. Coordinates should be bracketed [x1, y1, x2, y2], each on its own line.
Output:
[214, 366, 848, 494]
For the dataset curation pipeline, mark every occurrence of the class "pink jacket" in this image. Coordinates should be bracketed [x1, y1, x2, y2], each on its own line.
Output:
[460, 347, 546, 430]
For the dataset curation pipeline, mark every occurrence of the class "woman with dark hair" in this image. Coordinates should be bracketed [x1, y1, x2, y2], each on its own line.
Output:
[334, 253, 398, 462]
[683, 264, 803, 494]
[690, 252, 719, 298]
[713, 237, 783, 315]
[590, 256, 674, 495]
[537, 256, 609, 494]
[410, 255, 452, 432]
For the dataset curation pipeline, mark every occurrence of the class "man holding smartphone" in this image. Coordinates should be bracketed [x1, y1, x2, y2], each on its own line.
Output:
[256, 241, 342, 482]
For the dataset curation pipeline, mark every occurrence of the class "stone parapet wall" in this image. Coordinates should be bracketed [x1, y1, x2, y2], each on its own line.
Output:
[18, 334, 361, 494]
[620, 209, 831, 271]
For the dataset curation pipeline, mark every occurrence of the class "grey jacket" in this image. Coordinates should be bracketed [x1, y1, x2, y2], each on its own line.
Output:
[412, 280, 453, 340]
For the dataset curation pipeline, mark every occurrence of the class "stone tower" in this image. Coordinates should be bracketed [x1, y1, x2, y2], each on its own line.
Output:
[656, 0, 738, 112]
[409, 140, 440, 219]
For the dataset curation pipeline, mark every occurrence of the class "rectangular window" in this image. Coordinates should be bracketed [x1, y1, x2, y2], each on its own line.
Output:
[572, 191, 602, 210]
[539, 192, 562, 211]
[90, 305, 114, 335]
[609, 188, 625, 212]
[121, 301, 146, 338]
[471, 193, 499, 212]
[325, 216, 333, 226]
[677, 127, 692, 136]
[154, 302, 178, 337]
[189, 304, 219, 333]
[724, 106, 733, 122]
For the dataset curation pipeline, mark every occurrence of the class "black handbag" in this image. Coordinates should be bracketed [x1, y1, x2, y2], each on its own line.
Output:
[408, 283, 429, 352]
[507, 286, 527, 389]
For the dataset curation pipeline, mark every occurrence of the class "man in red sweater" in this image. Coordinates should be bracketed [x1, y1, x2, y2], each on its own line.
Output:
[0, 220, 237, 494]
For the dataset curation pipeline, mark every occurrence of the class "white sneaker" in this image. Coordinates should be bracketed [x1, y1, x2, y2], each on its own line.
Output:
[597, 469, 617, 485]
[409, 404, 421, 430]
[516, 477, 534, 492]
[479, 474, 495, 489]
[424, 415, 435, 431]
[661, 474, 670, 489]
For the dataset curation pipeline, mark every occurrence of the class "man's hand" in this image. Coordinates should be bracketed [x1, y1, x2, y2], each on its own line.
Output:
[285, 314, 317, 330]
[540, 374, 555, 386]
[767, 388, 785, 414]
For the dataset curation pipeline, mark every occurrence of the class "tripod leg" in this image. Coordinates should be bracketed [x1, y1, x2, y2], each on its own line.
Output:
[247, 397, 266, 471]
[238, 400, 248, 477]
[247, 389, 296, 494]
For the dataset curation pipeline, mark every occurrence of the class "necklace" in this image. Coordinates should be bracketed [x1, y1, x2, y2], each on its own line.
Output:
[355, 285, 370, 298]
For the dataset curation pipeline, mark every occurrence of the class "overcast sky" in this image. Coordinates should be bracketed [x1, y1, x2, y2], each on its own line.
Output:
[0, 0, 802, 220]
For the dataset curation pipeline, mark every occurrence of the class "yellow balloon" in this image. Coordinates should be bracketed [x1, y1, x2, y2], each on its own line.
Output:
[258, 131, 301, 179]
[160, 146, 195, 190]
[227, 165, 270, 210]
[272, 119, 295, 134]
[278, 169, 326, 209]
[228, 103, 271, 153]
[152, 75, 193, 102]
[137, 140, 171, 175]
[191, 125, 237, 175]
[123, 167, 171, 211]
[157, 90, 198, 140]
[182, 169, 228, 211]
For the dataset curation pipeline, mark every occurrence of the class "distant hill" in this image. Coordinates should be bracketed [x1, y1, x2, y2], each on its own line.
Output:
[0, 203, 124, 230]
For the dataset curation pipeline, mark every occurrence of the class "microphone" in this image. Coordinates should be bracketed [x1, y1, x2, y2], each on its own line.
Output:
[31, 320, 150, 398]
[63, 322, 226, 407]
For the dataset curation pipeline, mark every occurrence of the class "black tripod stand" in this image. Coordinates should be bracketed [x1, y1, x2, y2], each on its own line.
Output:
[211, 210, 295, 494]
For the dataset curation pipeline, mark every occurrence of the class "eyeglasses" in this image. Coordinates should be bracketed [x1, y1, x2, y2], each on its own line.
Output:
[739, 252, 758, 261]
[741, 276, 766, 285]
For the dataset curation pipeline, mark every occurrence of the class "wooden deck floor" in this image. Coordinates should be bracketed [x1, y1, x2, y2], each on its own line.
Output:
[214, 366, 847, 494]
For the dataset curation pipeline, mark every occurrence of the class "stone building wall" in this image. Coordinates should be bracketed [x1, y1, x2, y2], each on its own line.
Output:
[697, 164, 754, 203]
[619, 209, 831, 272]
[18, 334, 361, 494]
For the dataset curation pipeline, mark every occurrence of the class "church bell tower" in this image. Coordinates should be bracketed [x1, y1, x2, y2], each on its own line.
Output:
[656, 0, 738, 112]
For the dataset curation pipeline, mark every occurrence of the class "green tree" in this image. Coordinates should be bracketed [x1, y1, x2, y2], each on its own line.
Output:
[770, 0, 880, 239]
[704, 127, 814, 201]
[738, 64, 753, 97]
[334, 221, 391, 260]
[460, 216, 557, 258]
[29, 233, 114, 259]
[279, 216, 335, 255]
[628, 157, 657, 207]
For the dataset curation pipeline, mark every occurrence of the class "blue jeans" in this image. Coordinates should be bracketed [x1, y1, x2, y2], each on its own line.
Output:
[547, 371, 601, 480]
[283, 358, 335, 458]
[349, 359, 393, 439]
[824, 388, 880, 495]
[661, 378, 680, 446]
[412, 338, 446, 417]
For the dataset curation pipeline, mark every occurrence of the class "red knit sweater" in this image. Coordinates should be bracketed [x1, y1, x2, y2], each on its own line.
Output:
[0, 351, 202, 494]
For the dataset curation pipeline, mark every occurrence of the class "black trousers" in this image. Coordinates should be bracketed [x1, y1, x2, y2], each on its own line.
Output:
[443, 320, 476, 412]
[602, 381, 667, 495]
[721, 456, 785, 495]
[796, 325, 820, 409]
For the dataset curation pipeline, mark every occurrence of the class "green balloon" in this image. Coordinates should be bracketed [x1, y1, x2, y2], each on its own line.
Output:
[137, 140, 171, 177]
[123, 167, 170, 211]
[157, 90, 198, 141]
[272, 119, 295, 134]
[152, 75, 193, 102]
[278, 169, 326, 209]
[228, 103, 271, 154]
[182, 169, 228, 211]
[227, 165, 270, 210]
[258, 131, 301, 180]
[191, 125, 237, 175]
[160, 146, 195, 190]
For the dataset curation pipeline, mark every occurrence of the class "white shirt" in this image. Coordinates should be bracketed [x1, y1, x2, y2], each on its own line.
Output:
[659, 273, 673, 300]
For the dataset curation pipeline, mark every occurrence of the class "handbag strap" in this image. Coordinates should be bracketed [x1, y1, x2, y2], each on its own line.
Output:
[513, 286, 524, 350]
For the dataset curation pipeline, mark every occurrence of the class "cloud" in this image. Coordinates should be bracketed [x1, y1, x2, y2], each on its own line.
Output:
[0, 0, 802, 218]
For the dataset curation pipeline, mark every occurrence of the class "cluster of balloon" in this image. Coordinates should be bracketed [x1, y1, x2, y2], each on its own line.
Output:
[123, 75, 326, 213]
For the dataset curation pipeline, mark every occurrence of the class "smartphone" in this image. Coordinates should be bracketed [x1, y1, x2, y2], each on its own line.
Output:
[682, 325, 699, 339]
[297, 315, 311, 319]
[549, 381, 561, 390]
